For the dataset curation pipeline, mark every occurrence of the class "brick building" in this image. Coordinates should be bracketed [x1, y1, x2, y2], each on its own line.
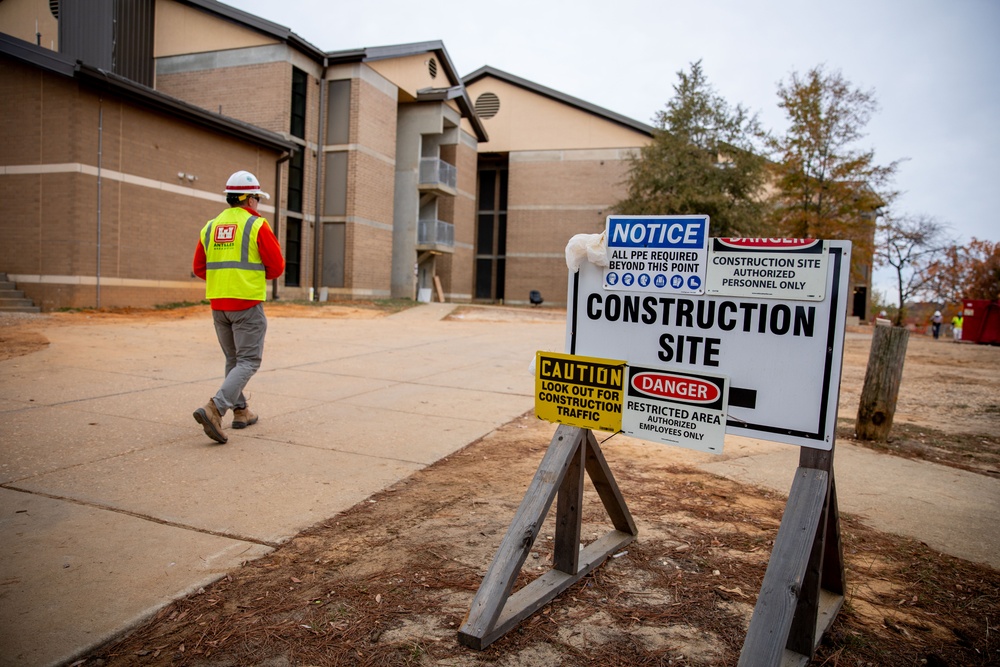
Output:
[0, 0, 659, 311]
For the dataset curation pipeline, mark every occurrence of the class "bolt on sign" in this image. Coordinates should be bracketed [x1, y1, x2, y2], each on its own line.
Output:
[622, 366, 729, 454]
[604, 215, 709, 294]
[567, 240, 852, 450]
[535, 351, 626, 433]
[704, 238, 829, 301]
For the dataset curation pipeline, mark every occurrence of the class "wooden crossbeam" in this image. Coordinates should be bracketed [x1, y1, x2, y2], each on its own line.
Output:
[738, 444, 846, 666]
[458, 425, 637, 649]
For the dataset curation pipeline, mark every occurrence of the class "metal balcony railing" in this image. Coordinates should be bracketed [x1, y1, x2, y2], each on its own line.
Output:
[419, 158, 457, 190]
[418, 219, 455, 248]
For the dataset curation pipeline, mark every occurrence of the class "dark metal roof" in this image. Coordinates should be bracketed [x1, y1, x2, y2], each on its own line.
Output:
[0, 32, 294, 153]
[463, 65, 655, 136]
[175, 0, 327, 62]
[327, 41, 488, 143]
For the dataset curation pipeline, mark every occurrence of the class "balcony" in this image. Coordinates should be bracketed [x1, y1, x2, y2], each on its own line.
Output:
[418, 158, 457, 196]
[418, 218, 455, 253]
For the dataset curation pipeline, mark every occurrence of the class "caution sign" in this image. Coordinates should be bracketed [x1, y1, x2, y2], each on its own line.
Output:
[535, 352, 625, 433]
[604, 215, 709, 295]
[622, 366, 729, 454]
[705, 238, 828, 301]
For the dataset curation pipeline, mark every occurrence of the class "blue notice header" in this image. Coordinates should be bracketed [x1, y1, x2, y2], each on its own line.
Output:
[608, 216, 707, 249]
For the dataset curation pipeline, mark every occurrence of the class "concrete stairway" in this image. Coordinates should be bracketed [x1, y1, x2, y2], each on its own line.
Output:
[0, 273, 41, 313]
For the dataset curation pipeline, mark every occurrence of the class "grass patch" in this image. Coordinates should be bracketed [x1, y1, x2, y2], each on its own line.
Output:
[154, 300, 209, 310]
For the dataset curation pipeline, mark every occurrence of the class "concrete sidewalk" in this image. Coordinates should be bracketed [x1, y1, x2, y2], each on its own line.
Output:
[0, 306, 997, 666]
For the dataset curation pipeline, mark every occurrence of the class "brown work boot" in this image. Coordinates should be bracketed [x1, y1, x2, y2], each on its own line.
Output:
[232, 405, 258, 430]
[193, 400, 227, 444]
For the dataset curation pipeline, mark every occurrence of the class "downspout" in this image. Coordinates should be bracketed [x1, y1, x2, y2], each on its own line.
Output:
[272, 150, 291, 301]
[96, 99, 103, 308]
[312, 61, 328, 300]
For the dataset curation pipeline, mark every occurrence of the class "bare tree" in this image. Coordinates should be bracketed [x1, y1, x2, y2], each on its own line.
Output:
[769, 66, 901, 272]
[875, 213, 951, 325]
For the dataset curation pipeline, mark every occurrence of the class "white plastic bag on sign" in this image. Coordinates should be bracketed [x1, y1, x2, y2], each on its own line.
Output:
[565, 232, 609, 273]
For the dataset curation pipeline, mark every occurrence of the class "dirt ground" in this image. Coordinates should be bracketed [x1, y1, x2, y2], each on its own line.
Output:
[2, 303, 999, 666]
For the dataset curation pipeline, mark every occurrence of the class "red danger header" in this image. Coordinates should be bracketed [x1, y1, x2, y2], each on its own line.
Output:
[631, 372, 721, 404]
[717, 238, 820, 249]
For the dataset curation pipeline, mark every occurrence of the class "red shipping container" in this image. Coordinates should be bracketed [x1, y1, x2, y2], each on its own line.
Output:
[962, 299, 1000, 345]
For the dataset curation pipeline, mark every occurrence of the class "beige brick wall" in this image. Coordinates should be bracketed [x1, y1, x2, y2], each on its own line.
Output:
[156, 61, 290, 134]
[1, 59, 284, 311]
[449, 136, 480, 300]
[338, 74, 397, 292]
[344, 224, 393, 293]
[503, 152, 631, 305]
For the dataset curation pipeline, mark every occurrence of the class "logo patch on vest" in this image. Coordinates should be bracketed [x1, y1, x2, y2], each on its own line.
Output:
[214, 225, 237, 244]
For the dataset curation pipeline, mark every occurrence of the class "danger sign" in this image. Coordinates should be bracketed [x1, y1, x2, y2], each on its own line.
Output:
[535, 351, 626, 433]
[705, 238, 828, 301]
[622, 366, 729, 453]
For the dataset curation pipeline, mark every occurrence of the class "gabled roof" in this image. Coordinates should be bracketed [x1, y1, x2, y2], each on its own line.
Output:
[463, 65, 655, 136]
[327, 41, 488, 142]
[175, 0, 327, 61]
[0, 33, 295, 153]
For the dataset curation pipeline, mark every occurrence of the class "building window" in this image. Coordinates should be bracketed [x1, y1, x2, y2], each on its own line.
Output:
[290, 67, 307, 139]
[285, 217, 302, 287]
[475, 155, 508, 301]
[288, 147, 304, 213]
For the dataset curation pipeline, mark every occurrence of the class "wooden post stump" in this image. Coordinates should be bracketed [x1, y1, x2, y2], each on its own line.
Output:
[856, 323, 909, 441]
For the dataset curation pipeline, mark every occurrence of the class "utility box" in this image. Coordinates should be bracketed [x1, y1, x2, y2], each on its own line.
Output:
[962, 299, 1000, 345]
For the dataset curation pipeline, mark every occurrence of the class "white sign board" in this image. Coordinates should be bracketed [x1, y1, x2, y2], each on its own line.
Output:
[705, 238, 828, 301]
[604, 215, 709, 294]
[566, 241, 851, 450]
[622, 366, 729, 454]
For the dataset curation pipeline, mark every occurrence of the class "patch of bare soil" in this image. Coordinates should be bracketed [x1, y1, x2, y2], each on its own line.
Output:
[5, 308, 998, 665]
[836, 329, 1000, 477]
[78, 413, 998, 667]
[0, 302, 398, 362]
[446, 305, 568, 325]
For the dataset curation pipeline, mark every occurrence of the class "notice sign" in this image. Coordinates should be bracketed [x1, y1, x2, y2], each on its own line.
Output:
[535, 351, 625, 433]
[622, 366, 729, 454]
[604, 215, 709, 295]
[705, 238, 828, 301]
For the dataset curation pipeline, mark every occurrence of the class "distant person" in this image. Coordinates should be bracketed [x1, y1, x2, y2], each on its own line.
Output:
[191, 171, 285, 444]
[951, 312, 963, 341]
[931, 310, 943, 340]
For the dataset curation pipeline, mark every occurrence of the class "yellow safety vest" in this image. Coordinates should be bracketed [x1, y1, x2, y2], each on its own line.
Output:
[200, 208, 267, 301]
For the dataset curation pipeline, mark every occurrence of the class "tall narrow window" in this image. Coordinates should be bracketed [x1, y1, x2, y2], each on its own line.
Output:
[290, 68, 307, 139]
[474, 155, 508, 302]
[285, 68, 308, 288]
[288, 148, 304, 213]
[284, 219, 302, 287]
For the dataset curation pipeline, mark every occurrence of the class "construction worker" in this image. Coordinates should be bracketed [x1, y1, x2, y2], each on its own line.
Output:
[951, 311, 963, 341]
[192, 171, 285, 444]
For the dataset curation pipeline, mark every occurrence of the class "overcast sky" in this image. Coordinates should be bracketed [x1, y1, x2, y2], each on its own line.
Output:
[230, 0, 999, 295]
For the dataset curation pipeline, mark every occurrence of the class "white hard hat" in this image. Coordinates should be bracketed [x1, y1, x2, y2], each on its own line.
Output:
[224, 170, 270, 199]
[934, 310, 941, 317]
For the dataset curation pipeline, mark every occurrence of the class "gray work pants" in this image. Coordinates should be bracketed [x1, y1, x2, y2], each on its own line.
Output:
[211, 303, 267, 415]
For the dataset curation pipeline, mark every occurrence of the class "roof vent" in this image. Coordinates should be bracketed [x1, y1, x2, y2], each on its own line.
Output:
[427, 57, 438, 79]
[474, 92, 500, 120]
